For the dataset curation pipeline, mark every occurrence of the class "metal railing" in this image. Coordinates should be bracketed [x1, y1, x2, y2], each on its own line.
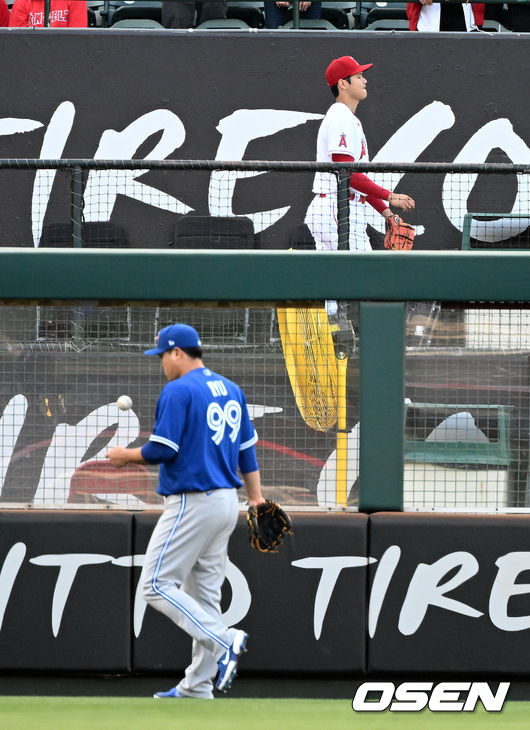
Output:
[1, 157, 530, 248]
[2, 247, 530, 511]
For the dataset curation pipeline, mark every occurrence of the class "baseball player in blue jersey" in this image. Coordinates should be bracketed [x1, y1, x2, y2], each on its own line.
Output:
[107, 323, 265, 699]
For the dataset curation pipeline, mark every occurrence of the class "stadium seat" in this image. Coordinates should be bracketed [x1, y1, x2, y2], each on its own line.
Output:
[98, 0, 116, 27]
[320, 2, 357, 29]
[108, 0, 162, 26]
[280, 17, 339, 28]
[360, 1, 407, 27]
[363, 17, 408, 29]
[168, 215, 255, 343]
[37, 221, 131, 341]
[87, 7, 98, 26]
[169, 215, 255, 249]
[39, 221, 129, 248]
[111, 18, 164, 27]
[289, 223, 316, 250]
[226, 1, 264, 27]
[195, 17, 251, 28]
[338, 0, 362, 27]
[461, 212, 530, 250]
[479, 19, 511, 31]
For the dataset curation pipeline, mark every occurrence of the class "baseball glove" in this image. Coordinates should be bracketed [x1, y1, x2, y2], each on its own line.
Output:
[247, 500, 293, 553]
[384, 214, 415, 250]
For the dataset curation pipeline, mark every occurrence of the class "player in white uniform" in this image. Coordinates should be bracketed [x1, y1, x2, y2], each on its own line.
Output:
[107, 323, 265, 699]
[305, 55, 415, 251]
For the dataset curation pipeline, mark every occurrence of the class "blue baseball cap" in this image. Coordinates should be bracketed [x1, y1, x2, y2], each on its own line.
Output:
[144, 324, 202, 355]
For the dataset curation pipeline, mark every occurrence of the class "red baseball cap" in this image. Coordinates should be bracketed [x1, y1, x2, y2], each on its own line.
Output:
[325, 56, 373, 87]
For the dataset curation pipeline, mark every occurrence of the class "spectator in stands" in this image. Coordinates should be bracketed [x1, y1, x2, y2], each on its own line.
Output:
[161, 0, 227, 28]
[9, 0, 87, 27]
[0, 0, 9, 26]
[264, 0, 322, 28]
[407, 0, 485, 30]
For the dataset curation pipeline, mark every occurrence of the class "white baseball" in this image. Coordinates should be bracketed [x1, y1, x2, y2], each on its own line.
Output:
[116, 395, 133, 411]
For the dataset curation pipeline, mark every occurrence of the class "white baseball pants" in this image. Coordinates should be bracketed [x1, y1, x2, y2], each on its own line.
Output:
[140, 487, 240, 698]
[305, 194, 371, 252]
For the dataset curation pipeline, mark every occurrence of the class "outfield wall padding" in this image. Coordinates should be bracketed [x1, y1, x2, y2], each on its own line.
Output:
[132, 511, 368, 674]
[0, 511, 133, 672]
[1, 510, 530, 676]
[367, 512, 530, 676]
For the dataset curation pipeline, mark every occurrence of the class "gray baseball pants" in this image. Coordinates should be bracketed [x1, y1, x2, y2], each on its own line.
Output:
[140, 488, 240, 698]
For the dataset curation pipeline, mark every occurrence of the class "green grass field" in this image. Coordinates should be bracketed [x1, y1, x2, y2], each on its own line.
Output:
[0, 697, 527, 730]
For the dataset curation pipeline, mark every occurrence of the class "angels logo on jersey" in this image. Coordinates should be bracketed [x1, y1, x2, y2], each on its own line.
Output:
[338, 133, 347, 148]
[360, 139, 367, 158]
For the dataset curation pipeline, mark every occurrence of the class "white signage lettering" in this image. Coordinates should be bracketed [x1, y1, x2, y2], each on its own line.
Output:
[1, 99, 526, 248]
[352, 681, 510, 713]
[1, 545, 530, 641]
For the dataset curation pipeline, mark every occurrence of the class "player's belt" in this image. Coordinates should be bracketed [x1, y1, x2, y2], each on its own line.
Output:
[319, 193, 366, 203]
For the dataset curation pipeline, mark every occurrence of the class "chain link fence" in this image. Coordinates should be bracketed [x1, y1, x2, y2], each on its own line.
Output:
[1, 160, 530, 511]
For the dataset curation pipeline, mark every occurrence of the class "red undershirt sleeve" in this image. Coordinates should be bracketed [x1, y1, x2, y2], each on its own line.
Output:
[332, 153, 392, 204]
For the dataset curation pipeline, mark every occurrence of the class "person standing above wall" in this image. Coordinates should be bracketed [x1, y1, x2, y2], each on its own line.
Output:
[0, 0, 9, 25]
[305, 55, 415, 253]
[407, 0, 485, 30]
[9, 0, 87, 27]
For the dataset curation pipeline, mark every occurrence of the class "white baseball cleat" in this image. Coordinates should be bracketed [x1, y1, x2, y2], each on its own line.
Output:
[215, 630, 248, 693]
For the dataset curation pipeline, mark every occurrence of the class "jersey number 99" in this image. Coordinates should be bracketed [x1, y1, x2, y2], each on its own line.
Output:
[207, 400, 242, 445]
